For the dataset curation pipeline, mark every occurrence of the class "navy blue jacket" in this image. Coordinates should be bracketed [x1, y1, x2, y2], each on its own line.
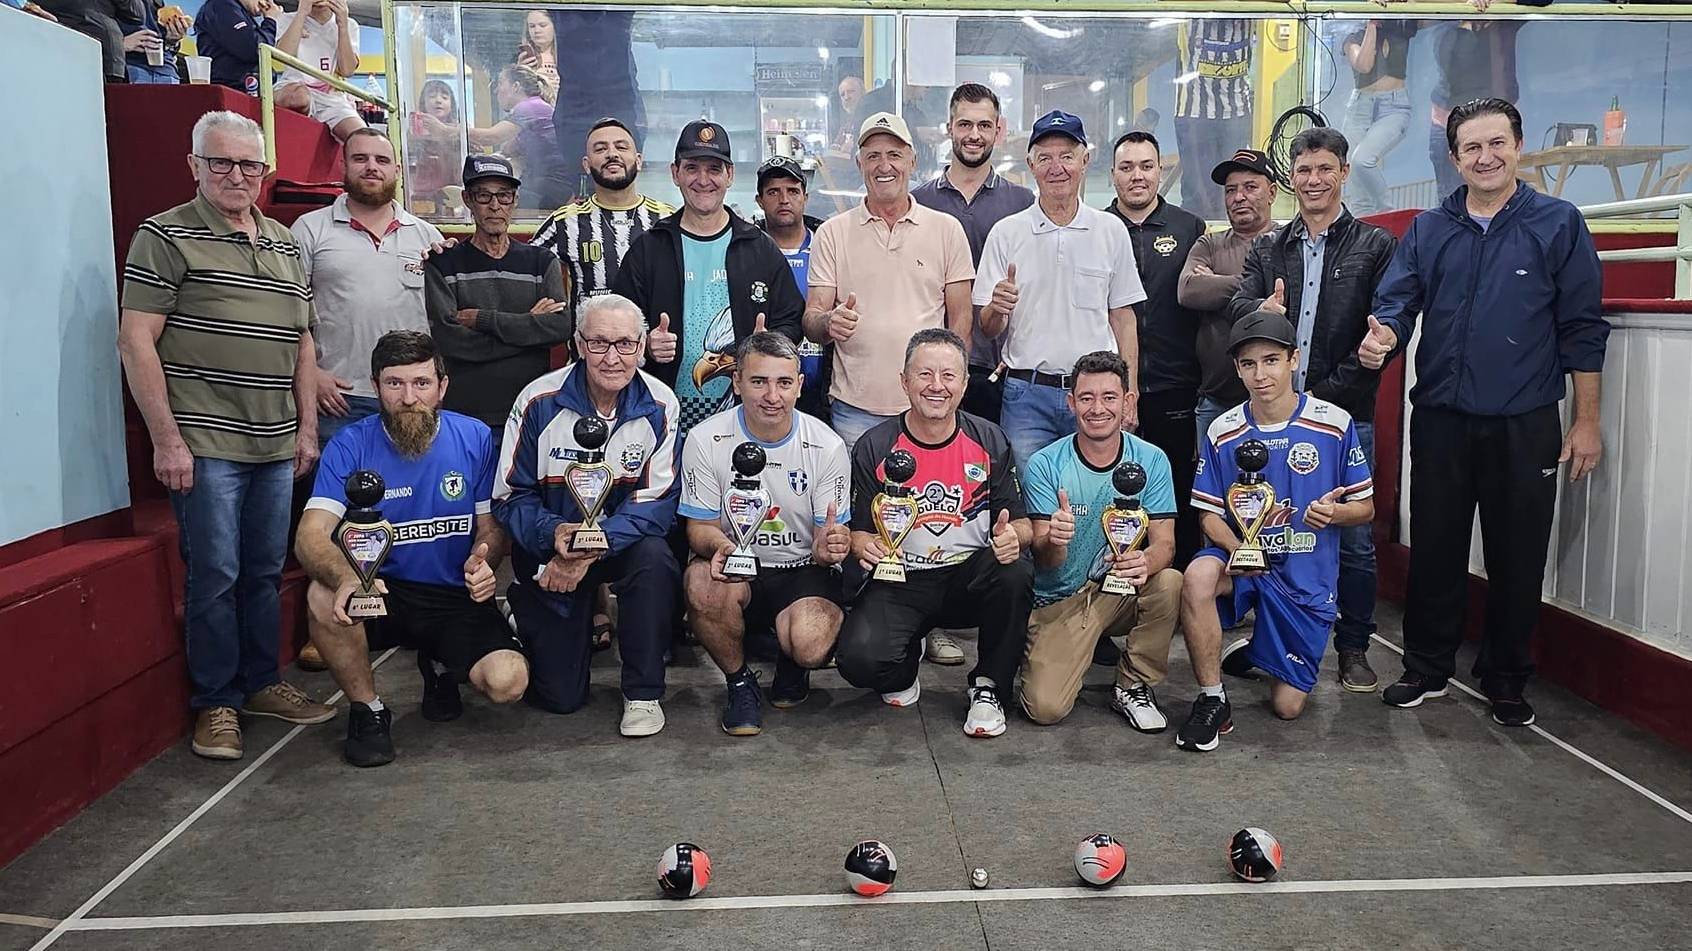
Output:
[193, 0, 276, 93]
[1373, 182, 1607, 417]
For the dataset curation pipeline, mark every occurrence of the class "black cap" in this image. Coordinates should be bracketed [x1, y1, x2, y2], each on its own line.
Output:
[1211, 148, 1274, 185]
[1227, 310, 1297, 355]
[675, 120, 733, 164]
[461, 153, 520, 188]
[756, 155, 808, 192]
[1030, 109, 1087, 148]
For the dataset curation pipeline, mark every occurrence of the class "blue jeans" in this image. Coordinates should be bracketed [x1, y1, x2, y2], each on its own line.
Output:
[169, 457, 294, 709]
[999, 376, 1075, 473]
[317, 394, 381, 449]
[1174, 114, 1254, 221]
[1194, 394, 1235, 446]
[127, 63, 178, 84]
[830, 398, 898, 457]
[1334, 421, 1377, 651]
[1341, 87, 1411, 216]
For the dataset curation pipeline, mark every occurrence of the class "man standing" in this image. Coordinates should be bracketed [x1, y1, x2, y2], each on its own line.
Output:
[753, 155, 829, 423]
[1173, 18, 1254, 222]
[611, 120, 805, 435]
[912, 82, 1036, 426]
[1363, 98, 1607, 726]
[1019, 351, 1182, 733]
[494, 295, 683, 736]
[193, 0, 276, 95]
[119, 111, 334, 761]
[974, 110, 1147, 471]
[425, 154, 572, 432]
[1226, 128, 1397, 693]
[836, 329, 1033, 739]
[1179, 149, 1279, 440]
[1103, 130, 1206, 566]
[804, 112, 975, 453]
[679, 334, 851, 737]
[273, 0, 364, 141]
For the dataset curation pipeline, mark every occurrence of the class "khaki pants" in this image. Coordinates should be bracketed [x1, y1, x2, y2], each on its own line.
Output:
[1019, 568, 1182, 725]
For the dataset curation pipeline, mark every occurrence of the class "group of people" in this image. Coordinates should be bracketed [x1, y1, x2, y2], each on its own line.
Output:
[119, 79, 1606, 770]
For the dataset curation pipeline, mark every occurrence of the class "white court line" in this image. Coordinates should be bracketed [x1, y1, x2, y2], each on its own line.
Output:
[62, 871, 1692, 931]
[0, 914, 59, 930]
[28, 649, 399, 951]
[1369, 634, 1692, 826]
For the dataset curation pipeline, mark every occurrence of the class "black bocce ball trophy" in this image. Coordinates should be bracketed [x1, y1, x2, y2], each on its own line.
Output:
[721, 442, 772, 579]
[871, 448, 919, 583]
[1226, 438, 1276, 572]
[563, 416, 614, 553]
[333, 470, 394, 618]
[1099, 461, 1150, 596]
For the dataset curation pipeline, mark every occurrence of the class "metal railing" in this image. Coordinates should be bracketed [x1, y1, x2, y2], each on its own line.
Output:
[256, 44, 395, 170]
[1583, 193, 1692, 300]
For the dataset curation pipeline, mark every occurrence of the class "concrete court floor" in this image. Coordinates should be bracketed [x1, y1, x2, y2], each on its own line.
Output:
[4, 603, 1692, 951]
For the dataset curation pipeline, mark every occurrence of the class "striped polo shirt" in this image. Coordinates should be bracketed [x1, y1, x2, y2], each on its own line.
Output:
[122, 193, 312, 463]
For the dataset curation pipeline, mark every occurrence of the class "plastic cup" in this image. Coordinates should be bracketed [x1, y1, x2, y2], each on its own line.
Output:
[185, 55, 211, 84]
[146, 37, 165, 67]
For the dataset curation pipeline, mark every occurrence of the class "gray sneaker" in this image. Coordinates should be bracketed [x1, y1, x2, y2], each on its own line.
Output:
[1110, 682, 1168, 733]
[1338, 648, 1378, 692]
[924, 630, 966, 666]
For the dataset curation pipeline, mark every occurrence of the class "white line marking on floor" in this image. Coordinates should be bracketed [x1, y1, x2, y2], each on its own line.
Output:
[1369, 634, 1692, 827]
[62, 871, 1692, 931]
[27, 649, 399, 951]
[0, 914, 59, 930]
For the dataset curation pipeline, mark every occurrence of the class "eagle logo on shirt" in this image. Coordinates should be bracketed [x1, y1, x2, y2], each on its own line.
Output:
[690, 305, 740, 402]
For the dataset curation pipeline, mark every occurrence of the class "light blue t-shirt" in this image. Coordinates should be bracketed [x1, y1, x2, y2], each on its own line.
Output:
[1022, 433, 1177, 606]
[676, 226, 733, 432]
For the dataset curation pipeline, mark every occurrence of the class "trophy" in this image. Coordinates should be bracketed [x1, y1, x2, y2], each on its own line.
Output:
[1225, 439, 1277, 573]
[563, 416, 614, 553]
[870, 448, 919, 583]
[333, 470, 394, 618]
[1099, 461, 1150, 596]
[721, 442, 772, 579]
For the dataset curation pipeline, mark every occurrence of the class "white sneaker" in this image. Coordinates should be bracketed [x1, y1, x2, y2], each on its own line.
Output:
[924, 630, 966, 666]
[964, 683, 1007, 737]
[620, 698, 665, 737]
[881, 677, 921, 708]
[1110, 682, 1169, 733]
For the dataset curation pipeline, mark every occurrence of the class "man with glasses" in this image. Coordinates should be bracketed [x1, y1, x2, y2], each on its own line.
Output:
[494, 295, 682, 736]
[119, 110, 335, 762]
[425, 154, 572, 432]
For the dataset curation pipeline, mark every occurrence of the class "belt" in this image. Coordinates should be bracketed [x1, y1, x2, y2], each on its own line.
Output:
[1003, 367, 1074, 389]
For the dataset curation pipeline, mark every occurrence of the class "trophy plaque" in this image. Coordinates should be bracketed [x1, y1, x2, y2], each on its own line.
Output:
[1225, 438, 1277, 573]
[721, 442, 772, 579]
[870, 448, 919, 583]
[333, 469, 394, 618]
[564, 416, 614, 553]
[1099, 461, 1150, 596]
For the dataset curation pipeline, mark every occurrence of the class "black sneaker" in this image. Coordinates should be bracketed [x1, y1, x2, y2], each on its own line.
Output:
[721, 671, 764, 736]
[344, 702, 395, 768]
[1092, 634, 1122, 667]
[1338, 648, 1378, 692]
[1490, 696, 1536, 727]
[1175, 694, 1233, 752]
[1220, 638, 1259, 680]
[769, 655, 810, 709]
[418, 651, 463, 723]
[1382, 672, 1449, 708]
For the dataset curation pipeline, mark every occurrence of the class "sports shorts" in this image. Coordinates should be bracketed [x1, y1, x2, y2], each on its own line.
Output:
[1195, 547, 1334, 693]
[744, 563, 842, 637]
[283, 82, 361, 128]
[368, 577, 523, 680]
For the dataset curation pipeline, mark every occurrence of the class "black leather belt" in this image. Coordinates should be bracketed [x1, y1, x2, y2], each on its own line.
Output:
[1003, 367, 1074, 389]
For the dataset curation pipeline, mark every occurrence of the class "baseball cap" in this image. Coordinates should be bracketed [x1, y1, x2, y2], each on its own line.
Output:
[1211, 148, 1274, 185]
[675, 120, 733, 164]
[461, 153, 520, 188]
[756, 155, 808, 191]
[1030, 110, 1087, 147]
[1227, 310, 1297, 355]
[857, 111, 913, 148]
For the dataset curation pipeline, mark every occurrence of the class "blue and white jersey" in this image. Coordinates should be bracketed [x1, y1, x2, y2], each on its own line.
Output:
[1192, 394, 1373, 610]
[308, 411, 495, 588]
[781, 231, 827, 405]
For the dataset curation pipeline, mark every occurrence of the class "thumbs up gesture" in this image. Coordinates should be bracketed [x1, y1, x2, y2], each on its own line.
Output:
[650, 312, 678, 363]
[1358, 314, 1398, 370]
[1262, 277, 1287, 315]
[829, 292, 860, 343]
[1303, 486, 1345, 531]
[753, 312, 768, 334]
[990, 509, 1021, 565]
[1047, 488, 1076, 548]
[813, 501, 851, 566]
[990, 262, 1020, 319]
[463, 541, 496, 602]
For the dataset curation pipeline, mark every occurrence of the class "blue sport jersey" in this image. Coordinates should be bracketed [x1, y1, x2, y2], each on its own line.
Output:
[308, 411, 496, 588]
[1022, 433, 1177, 607]
[780, 232, 826, 405]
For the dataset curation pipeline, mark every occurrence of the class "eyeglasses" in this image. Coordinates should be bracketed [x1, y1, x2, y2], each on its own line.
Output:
[577, 335, 641, 355]
[467, 189, 518, 206]
[197, 155, 267, 178]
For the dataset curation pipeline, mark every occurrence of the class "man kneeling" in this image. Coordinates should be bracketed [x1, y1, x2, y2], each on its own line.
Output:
[1175, 313, 1374, 752]
[679, 334, 852, 736]
[296, 332, 529, 767]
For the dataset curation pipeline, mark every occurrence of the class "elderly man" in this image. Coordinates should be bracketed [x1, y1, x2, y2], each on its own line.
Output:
[273, 0, 364, 141]
[975, 110, 1147, 472]
[425, 154, 572, 432]
[1365, 98, 1607, 726]
[119, 110, 335, 761]
[295, 332, 527, 767]
[836, 329, 1034, 739]
[804, 112, 975, 453]
[495, 294, 682, 736]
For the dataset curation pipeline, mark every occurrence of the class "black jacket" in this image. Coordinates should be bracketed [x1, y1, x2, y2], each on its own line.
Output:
[1226, 208, 1397, 422]
[611, 209, 804, 391]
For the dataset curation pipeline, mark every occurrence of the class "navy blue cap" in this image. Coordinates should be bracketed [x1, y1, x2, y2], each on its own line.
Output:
[1030, 110, 1087, 148]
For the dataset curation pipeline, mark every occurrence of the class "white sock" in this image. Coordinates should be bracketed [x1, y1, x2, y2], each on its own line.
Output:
[973, 677, 997, 692]
[364, 697, 385, 712]
[1199, 683, 1226, 701]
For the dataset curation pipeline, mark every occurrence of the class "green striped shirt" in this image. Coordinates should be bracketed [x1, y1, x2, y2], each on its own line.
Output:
[122, 194, 312, 463]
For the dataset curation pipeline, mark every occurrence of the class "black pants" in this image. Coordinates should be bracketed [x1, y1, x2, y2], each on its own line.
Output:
[960, 364, 1003, 424]
[837, 547, 1033, 693]
[1402, 405, 1561, 698]
[1136, 388, 1201, 568]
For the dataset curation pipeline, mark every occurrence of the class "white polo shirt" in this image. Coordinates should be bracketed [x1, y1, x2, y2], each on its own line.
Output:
[973, 202, 1146, 375]
[291, 196, 444, 398]
[274, 10, 358, 89]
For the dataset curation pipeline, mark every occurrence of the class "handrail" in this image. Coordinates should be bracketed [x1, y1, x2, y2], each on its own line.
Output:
[256, 43, 395, 170]
[1583, 192, 1692, 300]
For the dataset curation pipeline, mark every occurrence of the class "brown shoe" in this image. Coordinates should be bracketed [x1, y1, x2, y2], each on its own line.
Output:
[242, 681, 337, 724]
[192, 707, 243, 760]
[296, 642, 328, 672]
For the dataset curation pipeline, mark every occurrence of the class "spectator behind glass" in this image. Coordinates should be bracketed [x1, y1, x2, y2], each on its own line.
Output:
[193, 0, 277, 95]
[467, 64, 569, 212]
[36, 0, 144, 82]
[515, 9, 559, 98]
[1340, 19, 1416, 216]
[122, 1, 189, 84]
[409, 79, 462, 209]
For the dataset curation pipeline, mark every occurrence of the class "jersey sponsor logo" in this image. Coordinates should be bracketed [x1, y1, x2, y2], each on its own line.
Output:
[439, 470, 467, 501]
[915, 480, 966, 536]
[1152, 234, 1178, 256]
[1257, 500, 1317, 554]
[620, 444, 646, 473]
[750, 506, 801, 549]
[383, 486, 414, 501]
[1348, 445, 1367, 469]
[1194, 456, 1205, 477]
[788, 469, 809, 494]
[1287, 442, 1320, 476]
[581, 240, 603, 264]
[392, 514, 474, 545]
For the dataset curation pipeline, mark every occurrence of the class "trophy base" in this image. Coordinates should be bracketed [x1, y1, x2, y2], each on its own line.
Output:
[569, 529, 609, 554]
[722, 552, 759, 578]
[1228, 547, 1268, 572]
[872, 558, 906, 583]
[1100, 575, 1137, 597]
[346, 593, 387, 618]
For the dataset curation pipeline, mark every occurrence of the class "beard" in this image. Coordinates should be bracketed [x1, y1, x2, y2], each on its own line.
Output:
[344, 175, 398, 206]
[951, 142, 992, 169]
[382, 405, 439, 459]
[589, 160, 638, 192]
